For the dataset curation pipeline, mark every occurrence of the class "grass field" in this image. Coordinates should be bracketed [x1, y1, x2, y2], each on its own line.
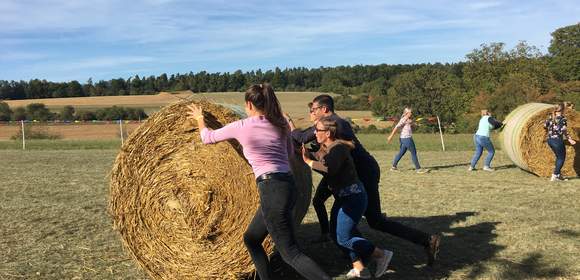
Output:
[1, 136, 578, 279]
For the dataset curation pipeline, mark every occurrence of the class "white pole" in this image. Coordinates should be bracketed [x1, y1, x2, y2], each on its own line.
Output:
[21, 120, 26, 150]
[437, 115, 445, 151]
[119, 119, 124, 146]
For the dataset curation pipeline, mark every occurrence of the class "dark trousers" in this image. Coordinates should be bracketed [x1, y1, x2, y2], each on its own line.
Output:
[547, 138, 566, 175]
[314, 157, 430, 247]
[243, 175, 330, 280]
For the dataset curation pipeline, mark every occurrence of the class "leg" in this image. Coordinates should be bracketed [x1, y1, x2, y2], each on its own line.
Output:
[482, 137, 495, 168]
[258, 178, 331, 280]
[470, 135, 484, 168]
[243, 207, 271, 280]
[407, 138, 421, 169]
[312, 177, 333, 236]
[392, 138, 408, 167]
[548, 138, 566, 175]
[336, 192, 375, 263]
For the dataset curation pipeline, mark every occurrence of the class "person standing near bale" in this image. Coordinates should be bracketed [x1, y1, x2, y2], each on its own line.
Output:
[187, 83, 331, 280]
[544, 103, 577, 181]
[302, 116, 393, 279]
[387, 107, 430, 173]
[288, 95, 441, 267]
[469, 110, 504, 171]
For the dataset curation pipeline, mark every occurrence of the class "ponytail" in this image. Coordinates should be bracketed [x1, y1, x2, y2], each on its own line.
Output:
[245, 83, 289, 134]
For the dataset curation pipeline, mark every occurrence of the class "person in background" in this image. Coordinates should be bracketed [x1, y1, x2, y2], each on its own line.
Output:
[187, 83, 331, 280]
[287, 95, 441, 267]
[469, 110, 504, 171]
[544, 103, 577, 181]
[387, 107, 430, 173]
[302, 116, 393, 279]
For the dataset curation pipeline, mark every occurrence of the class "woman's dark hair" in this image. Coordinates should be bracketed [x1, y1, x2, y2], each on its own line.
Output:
[245, 83, 288, 134]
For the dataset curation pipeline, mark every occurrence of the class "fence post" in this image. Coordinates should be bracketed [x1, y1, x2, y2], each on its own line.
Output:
[21, 120, 26, 150]
[119, 119, 124, 146]
[437, 115, 445, 151]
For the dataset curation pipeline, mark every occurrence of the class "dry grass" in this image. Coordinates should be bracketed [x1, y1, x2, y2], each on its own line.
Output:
[1, 148, 578, 279]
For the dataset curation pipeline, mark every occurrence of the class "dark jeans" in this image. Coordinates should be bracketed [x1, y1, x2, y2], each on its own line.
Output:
[547, 138, 566, 175]
[470, 135, 495, 168]
[315, 157, 431, 248]
[392, 137, 421, 169]
[243, 174, 330, 280]
[333, 187, 376, 262]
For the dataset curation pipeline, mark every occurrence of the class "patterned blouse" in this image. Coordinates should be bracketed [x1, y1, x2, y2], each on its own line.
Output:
[544, 115, 570, 140]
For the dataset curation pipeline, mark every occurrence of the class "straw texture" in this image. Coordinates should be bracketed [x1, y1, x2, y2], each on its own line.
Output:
[109, 100, 312, 279]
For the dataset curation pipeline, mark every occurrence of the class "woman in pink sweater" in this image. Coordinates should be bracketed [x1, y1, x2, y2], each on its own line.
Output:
[187, 83, 330, 280]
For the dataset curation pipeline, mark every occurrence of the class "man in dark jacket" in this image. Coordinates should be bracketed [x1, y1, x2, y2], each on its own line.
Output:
[287, 94, 441, 266]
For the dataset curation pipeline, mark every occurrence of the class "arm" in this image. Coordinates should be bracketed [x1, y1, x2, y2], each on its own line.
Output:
[283, 113, 296, 131]
[561, 118, 577, 145]
[186, 104, 239, 144]
[387, 117, 406, 143]
[302, 144, 328, 172]
[488, 117, 504, 130]
[291, 126, 316, 144]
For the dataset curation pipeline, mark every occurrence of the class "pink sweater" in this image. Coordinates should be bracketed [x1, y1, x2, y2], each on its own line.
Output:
[200, 116, 292, 178]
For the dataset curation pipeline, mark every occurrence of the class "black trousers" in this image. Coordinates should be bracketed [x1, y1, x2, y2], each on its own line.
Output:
[313, 158, 430, 247]
[243, 175, 330, 280]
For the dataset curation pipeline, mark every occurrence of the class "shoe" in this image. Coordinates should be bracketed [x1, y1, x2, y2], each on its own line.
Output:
[346, 267, 371, 279]
[374, 249, 393, 277]
[416, 168, 430, 174]
[551, 174, 568, 181]
[390, 166, 400, 172]
[425, 234, 441, 266]
[483, 166, 495, 172]
[467, 166, 475, 171]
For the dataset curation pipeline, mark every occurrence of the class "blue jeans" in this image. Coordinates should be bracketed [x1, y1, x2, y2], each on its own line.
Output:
[547, 138, 566, 175]
[392, 137, 421, 169]
[470, 135, 495, 168]
[331, 185, 376, 262]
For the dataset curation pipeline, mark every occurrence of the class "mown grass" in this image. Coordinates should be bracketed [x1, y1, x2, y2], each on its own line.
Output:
[0, 149, 578, 279]
[0, 133, 495, 151]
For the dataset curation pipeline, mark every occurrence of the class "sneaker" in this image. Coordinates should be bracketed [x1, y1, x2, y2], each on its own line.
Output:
[416, 168, 430, 174]
[374, 249, 393, 277]
[425, 234, 441, 266]
[551, 174, 568, 182]
[346, 267, 371, 279]
[390, 166, 400, 172]
[483, 166, 495, 172]
[467, 166, 475, 171]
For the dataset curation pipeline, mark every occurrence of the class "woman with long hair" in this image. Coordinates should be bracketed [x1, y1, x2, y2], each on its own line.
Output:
[544, 103, 577, 181]
[302, 116, 393, 279]
[187, 83, 330, 280]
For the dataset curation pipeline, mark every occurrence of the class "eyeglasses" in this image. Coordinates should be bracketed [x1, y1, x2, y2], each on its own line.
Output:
[314, 127, 328, 133]
[309, 106, 323, 113]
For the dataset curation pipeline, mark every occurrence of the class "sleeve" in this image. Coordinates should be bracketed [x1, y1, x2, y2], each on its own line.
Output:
[544, 117, 551, 129]
[200, 119, 242, 144]
[395, 116, 408, 129]
[561, 118, 570, 139]
[291, 126, 316, 145]
[321, 144, 349, 177]
[488, 117, 503, 130]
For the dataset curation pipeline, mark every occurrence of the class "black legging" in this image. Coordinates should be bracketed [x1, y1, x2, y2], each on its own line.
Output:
[243, 175, 331, 280]
[313, 158, 430, 247]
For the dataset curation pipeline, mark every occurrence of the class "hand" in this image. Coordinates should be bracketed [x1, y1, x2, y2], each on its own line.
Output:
[570, 139, 577, 145]
[387, 135, 393, 143]
[186, 104, 203, 121]
[283, 112, 292, 122]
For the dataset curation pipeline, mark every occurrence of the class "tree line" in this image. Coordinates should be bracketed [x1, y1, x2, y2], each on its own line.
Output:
[0, 23, 578, 133]
[0, 102, 147, 122]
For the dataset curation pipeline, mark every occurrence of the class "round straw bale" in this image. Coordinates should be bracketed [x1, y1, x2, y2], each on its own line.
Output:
[500, 102, 579, 177]
[109, 100, 313, 279]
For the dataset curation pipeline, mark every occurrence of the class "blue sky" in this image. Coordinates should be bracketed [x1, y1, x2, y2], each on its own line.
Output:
[0, 0, 578, 82]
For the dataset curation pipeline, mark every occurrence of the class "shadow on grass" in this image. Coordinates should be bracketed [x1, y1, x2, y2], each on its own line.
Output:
[267, 211, 506, 279]
[493, 252, 567, 279]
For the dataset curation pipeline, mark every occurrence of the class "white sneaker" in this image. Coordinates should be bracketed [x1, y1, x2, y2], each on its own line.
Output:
[390, 166, 400, 172]
[374, 249, 393, 278]
[551, 174, 568, 181]
[416, 168, 430, 174]
[483, 166, 495, 172]
[467, 166, 475, 171]
[346, 268, 371, 279]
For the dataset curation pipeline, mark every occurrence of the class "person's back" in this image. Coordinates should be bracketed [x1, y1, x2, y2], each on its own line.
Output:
[476, 115, 492, 137]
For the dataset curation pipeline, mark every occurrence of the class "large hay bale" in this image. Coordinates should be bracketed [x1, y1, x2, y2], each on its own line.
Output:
[500, 103, 579, 177]
[109, 100, 313, 279]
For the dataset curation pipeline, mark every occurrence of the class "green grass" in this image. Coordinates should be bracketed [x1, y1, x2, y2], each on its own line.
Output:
[0, 133, 492, 151]
[0, 149, 578, 279]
